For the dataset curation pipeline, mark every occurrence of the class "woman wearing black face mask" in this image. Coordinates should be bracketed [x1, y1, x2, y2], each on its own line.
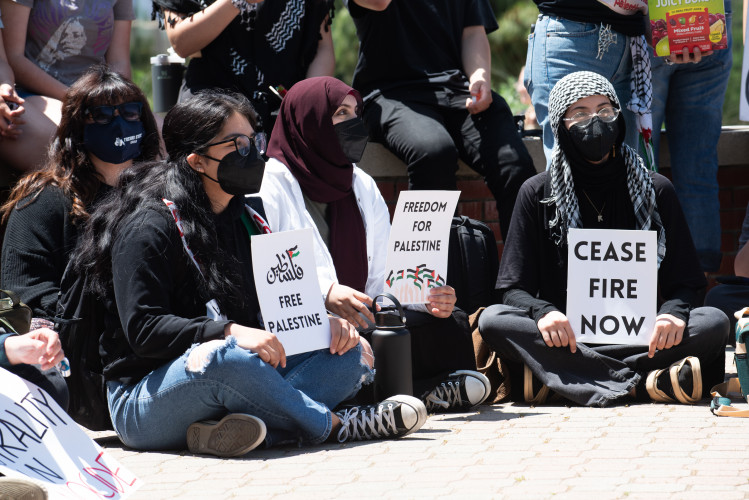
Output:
[478, 71, 729, 407]
[71, 89, 427, 456]
[1, 65, 160, 320]
[261, 77, 490, 413]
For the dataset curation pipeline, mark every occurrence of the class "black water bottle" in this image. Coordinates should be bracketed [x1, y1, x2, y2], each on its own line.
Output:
[150, 50, 185, 113]
[371, 293, 412, 399]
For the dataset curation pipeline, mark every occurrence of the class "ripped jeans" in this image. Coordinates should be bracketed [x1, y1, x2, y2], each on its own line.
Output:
[106, 337, 373, 449]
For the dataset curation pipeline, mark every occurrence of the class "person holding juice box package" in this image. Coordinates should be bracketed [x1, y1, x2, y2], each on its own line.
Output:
[343, 0, 536, 242]
[648, 0, 732, 273]
[526, 0, 657, 169]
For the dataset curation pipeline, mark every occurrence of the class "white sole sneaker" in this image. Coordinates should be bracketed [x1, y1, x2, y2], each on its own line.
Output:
[187, 413, 266, 457]
[452, 369, 492, 407]
[335, 394, 428, 442]
[423, 370, 492, 413]
[389, 394, 428, 437]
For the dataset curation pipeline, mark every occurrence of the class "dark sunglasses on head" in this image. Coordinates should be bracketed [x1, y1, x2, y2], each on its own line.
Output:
[85, 102, 143, 125]
[204, 133, 268, 156]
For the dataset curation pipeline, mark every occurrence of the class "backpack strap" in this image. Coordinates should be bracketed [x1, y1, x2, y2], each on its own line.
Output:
[162, 198, 227, 321]
[710, 377, 749, 417]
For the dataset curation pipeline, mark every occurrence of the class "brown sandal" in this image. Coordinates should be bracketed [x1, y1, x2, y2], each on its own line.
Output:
[524, 365, 550, 405]
[646, 356, 702, 404]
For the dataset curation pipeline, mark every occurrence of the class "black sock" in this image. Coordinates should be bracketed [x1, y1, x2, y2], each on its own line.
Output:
[656, 362, 693, 399]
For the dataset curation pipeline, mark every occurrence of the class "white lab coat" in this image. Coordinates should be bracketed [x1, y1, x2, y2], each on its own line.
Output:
[257, 158, 391, 301]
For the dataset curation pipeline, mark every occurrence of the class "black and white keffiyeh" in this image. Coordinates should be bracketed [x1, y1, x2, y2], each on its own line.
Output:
[545, 71, 666, 266]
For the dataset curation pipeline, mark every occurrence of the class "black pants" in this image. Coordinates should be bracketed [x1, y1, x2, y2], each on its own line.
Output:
[705, 283, 749, 346]
[478, 305, 729, 407]
[363, 89, 536, 240]
[6, 363, 69, 411]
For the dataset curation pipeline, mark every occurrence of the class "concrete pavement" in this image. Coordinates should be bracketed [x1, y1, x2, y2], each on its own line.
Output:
[89, 347, 749, 499]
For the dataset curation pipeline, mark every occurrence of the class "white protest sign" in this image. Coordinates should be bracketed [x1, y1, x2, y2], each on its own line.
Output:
[567, 228, 657, 345]
[741, 19, 749, 121]
[251, 228, 330, 356]
[383, 191, 460, 305]
[0, 368, 141, 499]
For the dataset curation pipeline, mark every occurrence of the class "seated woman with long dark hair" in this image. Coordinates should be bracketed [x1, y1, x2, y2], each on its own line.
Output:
[478, 71, 728, 407]
[1, 65, 160, 321]
[259, 77, 490, 412]
[72, 90, 426, 457]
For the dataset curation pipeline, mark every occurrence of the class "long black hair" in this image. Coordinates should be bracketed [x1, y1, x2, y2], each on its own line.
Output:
[74, 90, 258, 306]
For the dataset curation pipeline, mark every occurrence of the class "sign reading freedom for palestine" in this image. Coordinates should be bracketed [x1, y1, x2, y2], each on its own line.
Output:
[252, 228, 331, 356]
[567, 228, 657, 345]
[0, 368, 142, 499]
[384, 190, 460, 305]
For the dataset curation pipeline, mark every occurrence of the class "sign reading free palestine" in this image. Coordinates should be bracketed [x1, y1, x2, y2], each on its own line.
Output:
[251, 228, 331, 356]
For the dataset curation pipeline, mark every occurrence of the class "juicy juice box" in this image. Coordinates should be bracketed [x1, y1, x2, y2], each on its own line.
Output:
[650, 0, 727, 56]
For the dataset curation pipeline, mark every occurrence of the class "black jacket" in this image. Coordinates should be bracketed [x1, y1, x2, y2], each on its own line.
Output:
[101, 196, 265, 385]
[1, 185, 110, 318]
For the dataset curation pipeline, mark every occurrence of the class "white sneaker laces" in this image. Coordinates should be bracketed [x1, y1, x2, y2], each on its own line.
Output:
[336, 402, 398, 442]
[425, 380, 461, 410]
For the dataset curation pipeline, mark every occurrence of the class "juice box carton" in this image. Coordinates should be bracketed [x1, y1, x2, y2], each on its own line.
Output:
[650, 0, 727, 56]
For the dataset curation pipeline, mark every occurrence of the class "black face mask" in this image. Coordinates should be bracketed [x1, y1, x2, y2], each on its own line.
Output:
[201, 145, 265, 196]
[83, 116, 144, 164]
[567, 116, 619, 163]
[333, 117, 369, 164]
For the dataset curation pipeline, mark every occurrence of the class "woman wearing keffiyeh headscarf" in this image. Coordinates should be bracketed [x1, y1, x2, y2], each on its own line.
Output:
[260, 76, 491, 413]
[478, 71, 728, 407]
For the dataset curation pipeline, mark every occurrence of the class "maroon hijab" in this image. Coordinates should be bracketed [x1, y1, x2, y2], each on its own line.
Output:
[267, 77, 368, 293]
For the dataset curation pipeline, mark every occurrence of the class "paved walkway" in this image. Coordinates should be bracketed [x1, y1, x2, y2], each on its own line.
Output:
[90, 348, 749, 499]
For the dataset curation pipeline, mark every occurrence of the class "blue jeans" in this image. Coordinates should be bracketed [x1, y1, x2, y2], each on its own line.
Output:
[106, 337, 373, 449]
[649, 0, 733, 272]
[525, 15, 641, 164]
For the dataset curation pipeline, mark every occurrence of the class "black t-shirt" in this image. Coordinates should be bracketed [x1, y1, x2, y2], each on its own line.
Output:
[533, 0, 646, 37]
[154, 0, 332, 98]
[345, 0, 498, 101]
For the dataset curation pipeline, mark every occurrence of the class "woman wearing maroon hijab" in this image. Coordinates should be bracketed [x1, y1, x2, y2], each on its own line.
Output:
[260, 77, 490, 413]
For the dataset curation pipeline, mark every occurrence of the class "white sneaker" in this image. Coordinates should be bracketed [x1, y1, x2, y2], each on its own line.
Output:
[335, 395, 427, 442]
[422, 370, 491, 413]
[187, 413, 266, 457]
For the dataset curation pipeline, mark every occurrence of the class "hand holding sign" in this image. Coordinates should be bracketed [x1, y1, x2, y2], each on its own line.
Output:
[384, 191, 460, 305]
[426, 285, 457, 318]
[567, 229, 657, 346]
[252, 228, 331, 356]
[226, 324, 287, 368]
